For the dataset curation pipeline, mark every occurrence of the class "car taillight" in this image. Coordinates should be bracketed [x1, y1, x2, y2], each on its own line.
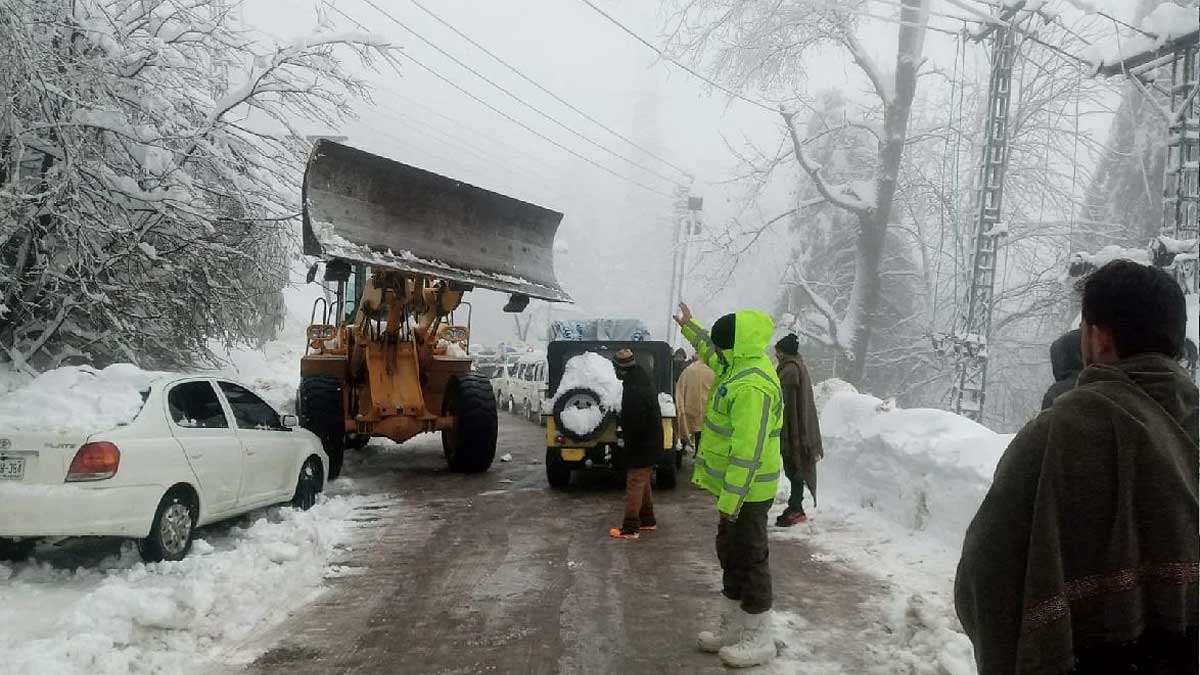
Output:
[555, 434, 566, 445]
[66, 442, 120, 482]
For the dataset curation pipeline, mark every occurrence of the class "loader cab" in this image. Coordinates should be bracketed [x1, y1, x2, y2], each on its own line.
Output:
[340, 263, 367, 324]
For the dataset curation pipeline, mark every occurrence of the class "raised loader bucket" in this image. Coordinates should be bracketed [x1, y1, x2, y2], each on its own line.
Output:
[302, 140, 571, 303]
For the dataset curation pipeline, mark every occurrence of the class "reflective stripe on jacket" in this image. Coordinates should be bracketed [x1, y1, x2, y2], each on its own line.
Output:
[681, 311, 783, 517]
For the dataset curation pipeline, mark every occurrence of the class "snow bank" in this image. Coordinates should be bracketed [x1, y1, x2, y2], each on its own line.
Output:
[0, 364, 167, 434]
[0, 494, 384, 675]
[816, 387, 1013, 548]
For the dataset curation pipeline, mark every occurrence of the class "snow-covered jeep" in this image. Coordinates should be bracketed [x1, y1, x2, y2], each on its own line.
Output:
[542, 340, 679, 489]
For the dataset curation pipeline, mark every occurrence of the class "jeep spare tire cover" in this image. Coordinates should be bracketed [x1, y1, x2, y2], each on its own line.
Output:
[553, 387, 613, 443]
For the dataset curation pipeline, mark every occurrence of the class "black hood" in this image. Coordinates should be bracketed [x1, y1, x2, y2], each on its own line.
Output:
[1050, 329, 1083, 382]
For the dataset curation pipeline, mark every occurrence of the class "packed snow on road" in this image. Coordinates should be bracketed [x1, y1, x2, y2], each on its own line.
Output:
[0, 494, 392, 675]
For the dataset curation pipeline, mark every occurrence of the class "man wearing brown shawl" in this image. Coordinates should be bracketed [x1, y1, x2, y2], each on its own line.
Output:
[774, 333, 824, 527]
[955, 260, 1198, 675]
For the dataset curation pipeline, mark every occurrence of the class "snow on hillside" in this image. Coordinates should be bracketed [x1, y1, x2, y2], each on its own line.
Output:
[0, 494, 392, 675]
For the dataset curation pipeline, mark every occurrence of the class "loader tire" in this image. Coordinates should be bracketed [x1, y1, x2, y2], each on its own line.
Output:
[298, 375, 346, 479]
[443, 373, 498, 473]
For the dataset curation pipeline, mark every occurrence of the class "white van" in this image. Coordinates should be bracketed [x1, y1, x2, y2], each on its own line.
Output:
[507, 351, 548, 423]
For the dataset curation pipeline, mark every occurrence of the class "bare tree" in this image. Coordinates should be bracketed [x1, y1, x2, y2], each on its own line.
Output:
[0, 0, 390, 372]
[664, 0, 932, 386]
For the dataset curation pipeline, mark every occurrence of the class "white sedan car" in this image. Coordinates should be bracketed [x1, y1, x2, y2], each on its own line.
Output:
[0, 376, 329, 563]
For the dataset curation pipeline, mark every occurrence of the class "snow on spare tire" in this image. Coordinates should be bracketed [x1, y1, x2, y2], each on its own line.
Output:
[549, 353, 622, 441]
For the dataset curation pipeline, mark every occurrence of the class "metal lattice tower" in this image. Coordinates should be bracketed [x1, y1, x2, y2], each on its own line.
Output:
[947, 21, 1019, 423]
[1162, 41, 1199, 294]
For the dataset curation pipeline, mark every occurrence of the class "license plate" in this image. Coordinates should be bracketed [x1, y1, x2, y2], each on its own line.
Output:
[560, 448, 585, 462]
[0, 457, 25, 480]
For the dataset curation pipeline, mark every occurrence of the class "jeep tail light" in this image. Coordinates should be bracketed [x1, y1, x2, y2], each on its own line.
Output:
[555, 434, 566, 445]
[66, 442, 120, 482]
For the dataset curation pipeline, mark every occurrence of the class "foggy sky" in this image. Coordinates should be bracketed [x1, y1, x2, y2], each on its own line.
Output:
[240, 0, 1138, 348]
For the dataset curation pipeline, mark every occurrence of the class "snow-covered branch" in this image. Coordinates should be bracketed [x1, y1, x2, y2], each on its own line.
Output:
[781, 110, 874, 216]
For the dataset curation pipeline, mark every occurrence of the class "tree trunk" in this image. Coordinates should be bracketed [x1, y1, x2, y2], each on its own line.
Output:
[842, 0, 927, 387]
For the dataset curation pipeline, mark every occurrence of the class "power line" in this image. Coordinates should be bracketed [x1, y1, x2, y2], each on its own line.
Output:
[368, 104, 562, 196]
[356, 0, 686, 188]
[380, 93, 572, 182]
[573, 0, 781, 113]
[402, 0, 693, 180]
[327, 3, 675, 198]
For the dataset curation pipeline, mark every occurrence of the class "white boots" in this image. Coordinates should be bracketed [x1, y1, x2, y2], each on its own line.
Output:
[698, 599, 776, 667]
[697, 596, 742, 653]
[718, 609, 775, 668]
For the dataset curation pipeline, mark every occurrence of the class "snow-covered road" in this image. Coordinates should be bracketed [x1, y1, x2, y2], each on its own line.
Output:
[1, 379, 1001, 674]
[0, 491, 399, 675]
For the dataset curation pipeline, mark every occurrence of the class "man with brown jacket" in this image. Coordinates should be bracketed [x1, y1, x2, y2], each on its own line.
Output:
[774, 334, 824, 527]
[675, 355, 715, 454]
[955, 260, 1198, 675]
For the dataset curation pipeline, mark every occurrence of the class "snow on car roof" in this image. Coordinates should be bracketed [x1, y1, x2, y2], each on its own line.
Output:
[0, 364, 172, 434]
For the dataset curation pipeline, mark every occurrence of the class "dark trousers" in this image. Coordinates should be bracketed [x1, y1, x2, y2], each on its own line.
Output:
[782, 452, 805, 512]
[716, 499, 772, 614]
[622, 467, 655, 532]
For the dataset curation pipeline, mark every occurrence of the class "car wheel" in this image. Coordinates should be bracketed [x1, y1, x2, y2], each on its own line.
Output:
[291, 456, 324, 511]
[0, 538, 37, 562]
[298, 375, 345, 479]
[442, 373, 498, 473]
[545, 448, 572, 489]
[139, 490, 197, 562]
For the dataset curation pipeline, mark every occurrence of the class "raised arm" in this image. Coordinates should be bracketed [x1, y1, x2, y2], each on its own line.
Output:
[675, 303, 728, 373]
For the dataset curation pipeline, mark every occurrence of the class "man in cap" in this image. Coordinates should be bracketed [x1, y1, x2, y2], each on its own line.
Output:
[609, 349, 663, 540]
[774, 333, 823, 526]
[675, 302, 783, 668]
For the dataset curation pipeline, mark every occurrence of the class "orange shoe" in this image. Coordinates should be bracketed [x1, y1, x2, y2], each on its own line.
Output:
[609, 527, 639, 539]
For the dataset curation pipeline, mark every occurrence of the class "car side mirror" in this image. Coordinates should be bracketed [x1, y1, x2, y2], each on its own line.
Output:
[281, 414, 299, 428]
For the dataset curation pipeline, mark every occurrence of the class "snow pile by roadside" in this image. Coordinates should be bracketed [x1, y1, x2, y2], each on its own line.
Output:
[0, 494, 380, 675]
[0, 364, 167, 434]
[814, 385, 1013, 549]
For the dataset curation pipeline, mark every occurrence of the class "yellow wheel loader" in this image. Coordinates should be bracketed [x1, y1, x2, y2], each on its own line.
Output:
[296, 141, 570, 478]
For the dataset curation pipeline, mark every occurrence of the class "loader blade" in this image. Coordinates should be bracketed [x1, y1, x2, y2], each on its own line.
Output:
[302, 140, 571, 303]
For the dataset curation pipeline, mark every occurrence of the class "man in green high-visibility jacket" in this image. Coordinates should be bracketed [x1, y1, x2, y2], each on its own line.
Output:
[675, 302, 783, 669]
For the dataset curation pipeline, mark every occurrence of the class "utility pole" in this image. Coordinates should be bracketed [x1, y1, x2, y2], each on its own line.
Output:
[934, 4, 1024, 424]
[665, 193, 702, 346]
